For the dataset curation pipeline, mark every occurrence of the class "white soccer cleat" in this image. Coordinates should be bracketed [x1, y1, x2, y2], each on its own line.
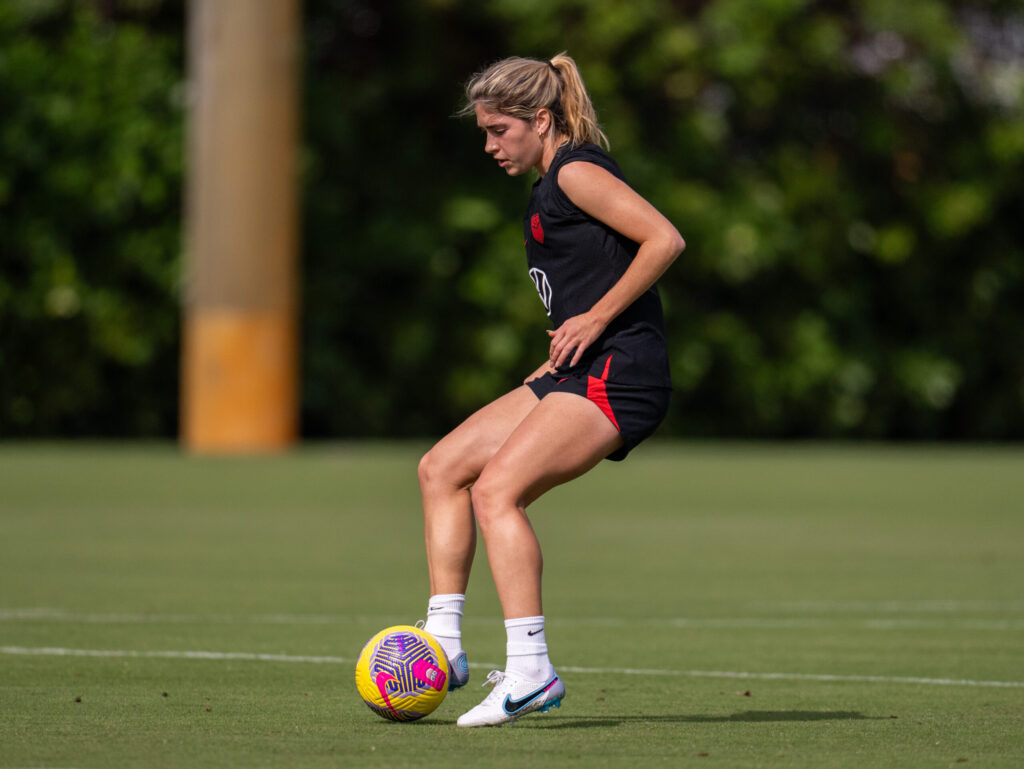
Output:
[456, 669, 565, 727]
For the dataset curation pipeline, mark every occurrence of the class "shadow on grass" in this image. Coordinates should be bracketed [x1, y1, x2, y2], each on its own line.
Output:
[518, 710, 886, 729]
[388, 710, 887, 729]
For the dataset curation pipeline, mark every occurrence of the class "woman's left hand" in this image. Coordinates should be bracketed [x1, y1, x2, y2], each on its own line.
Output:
[547, 312, 607, 369]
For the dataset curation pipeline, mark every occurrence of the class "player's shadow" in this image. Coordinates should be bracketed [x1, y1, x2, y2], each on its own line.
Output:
[520, 710, 885, 729]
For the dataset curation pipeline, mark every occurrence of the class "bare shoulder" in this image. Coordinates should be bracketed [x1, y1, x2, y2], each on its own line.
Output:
[555, 159, 637, 218]
[555, 158, 684, 251]
[555, 160, 628, 200]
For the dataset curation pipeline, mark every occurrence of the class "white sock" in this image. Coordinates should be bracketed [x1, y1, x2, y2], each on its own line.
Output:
[423, 593, 465, 659]
[504, 615, 554, 681]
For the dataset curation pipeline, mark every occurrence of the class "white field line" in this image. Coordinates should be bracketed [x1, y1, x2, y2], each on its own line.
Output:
[0, 646, 350, 665]
[762, 600, 1024, 613]
[2, 645, 1022, 689]
[558, 665, 1024, 689]
[2, 608, 1023, 631]
[0, 608, 393, 625]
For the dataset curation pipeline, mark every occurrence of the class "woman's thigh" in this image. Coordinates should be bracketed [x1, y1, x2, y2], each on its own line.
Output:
[474, 391, 624, 510]
[423, 385, 541, 490]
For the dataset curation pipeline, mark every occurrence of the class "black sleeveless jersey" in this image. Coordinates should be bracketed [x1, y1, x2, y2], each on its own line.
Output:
[524, 142, 672, 388]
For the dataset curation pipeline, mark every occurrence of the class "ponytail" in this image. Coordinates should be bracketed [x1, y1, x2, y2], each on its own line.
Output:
[463, 52, 609, 150]
[547, 53, 609, 150]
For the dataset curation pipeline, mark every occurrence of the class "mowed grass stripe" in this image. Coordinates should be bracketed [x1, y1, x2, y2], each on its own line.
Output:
[3, 608, 1023, 630]
[4, 645, 1022, 689]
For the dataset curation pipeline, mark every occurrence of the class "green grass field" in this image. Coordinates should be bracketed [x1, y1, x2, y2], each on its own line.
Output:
[1, 442, 1022, 768]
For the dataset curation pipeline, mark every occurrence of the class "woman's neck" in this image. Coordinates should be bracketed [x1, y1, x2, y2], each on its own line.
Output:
[536, 134, 569, 177]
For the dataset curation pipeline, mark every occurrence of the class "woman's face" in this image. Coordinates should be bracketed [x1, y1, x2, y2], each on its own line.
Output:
[475, 104, 543, 176]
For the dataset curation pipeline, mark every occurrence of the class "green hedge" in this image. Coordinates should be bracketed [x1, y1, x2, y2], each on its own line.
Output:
[0, 1, 183, 435]
[3, 0, 1022, 439]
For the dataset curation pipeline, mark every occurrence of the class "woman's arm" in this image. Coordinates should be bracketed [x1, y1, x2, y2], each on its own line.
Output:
[546, 161, 685, 369]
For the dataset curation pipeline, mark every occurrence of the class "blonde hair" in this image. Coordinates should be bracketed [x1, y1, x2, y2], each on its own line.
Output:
[463, 52, 609, 150]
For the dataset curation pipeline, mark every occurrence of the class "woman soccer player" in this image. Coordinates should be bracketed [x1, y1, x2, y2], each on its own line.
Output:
[418, 53, 685, 727]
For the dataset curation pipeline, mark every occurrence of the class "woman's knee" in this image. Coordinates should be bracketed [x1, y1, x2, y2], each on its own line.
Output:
[418, 447, 446, 493]
[419, 444, 473, 496]
[469, 466, 517, 529]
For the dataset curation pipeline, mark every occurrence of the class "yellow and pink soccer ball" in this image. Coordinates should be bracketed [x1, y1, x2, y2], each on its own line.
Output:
[354, 625, 449, 721]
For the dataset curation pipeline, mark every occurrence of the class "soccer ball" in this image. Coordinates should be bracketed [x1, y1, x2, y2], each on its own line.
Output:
[354, 625, 449, 721]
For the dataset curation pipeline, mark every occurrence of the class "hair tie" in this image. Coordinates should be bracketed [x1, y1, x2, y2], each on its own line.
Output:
[547, 60, 558, 73]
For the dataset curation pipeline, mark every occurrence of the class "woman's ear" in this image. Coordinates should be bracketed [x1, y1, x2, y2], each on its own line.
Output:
[534, 108, 552, 139]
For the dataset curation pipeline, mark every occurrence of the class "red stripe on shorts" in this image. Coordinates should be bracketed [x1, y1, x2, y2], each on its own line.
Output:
[586, 355, 620, 431]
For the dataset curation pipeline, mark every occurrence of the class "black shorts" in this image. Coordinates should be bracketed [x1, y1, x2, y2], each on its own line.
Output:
[525, 356, 671, 462]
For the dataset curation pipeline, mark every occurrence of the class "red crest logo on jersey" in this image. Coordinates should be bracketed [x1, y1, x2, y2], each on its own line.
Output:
[530, 213, 545, 244]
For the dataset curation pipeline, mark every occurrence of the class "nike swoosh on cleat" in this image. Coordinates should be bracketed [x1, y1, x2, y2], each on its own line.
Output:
[502, 678, 559, 715]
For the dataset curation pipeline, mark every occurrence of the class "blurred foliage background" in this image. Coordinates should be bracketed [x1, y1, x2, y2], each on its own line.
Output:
[2, 0, 1023, 440]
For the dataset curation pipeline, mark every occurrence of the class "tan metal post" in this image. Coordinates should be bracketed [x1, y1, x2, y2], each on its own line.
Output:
[181, 0, 300, 452]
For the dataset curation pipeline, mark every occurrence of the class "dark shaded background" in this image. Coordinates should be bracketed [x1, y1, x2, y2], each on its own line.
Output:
[2, 0, 1022, 440]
